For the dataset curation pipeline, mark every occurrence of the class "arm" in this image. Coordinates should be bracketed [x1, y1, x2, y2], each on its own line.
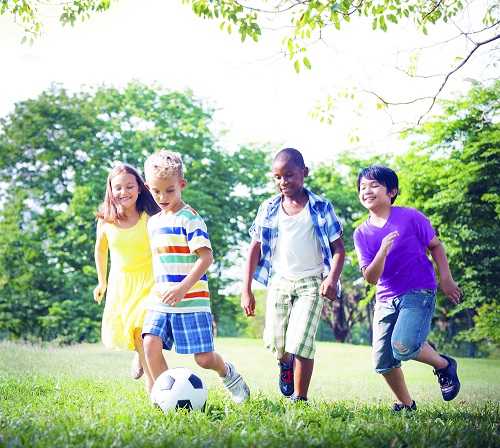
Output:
[320, 238, 346, 300]
[160, 246, 213, 305]
[240, 239, 261, 317]
[93, 220, 108, 303]
[363, 231, 399, 285]
[428, 236, 461, 304]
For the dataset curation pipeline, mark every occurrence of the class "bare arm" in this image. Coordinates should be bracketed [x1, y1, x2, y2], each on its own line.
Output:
[320, 238, 346, 300]
[428, 236, 461, 304]
[160, 246, 213, 305]
[93, 220, 109, 303]
[363, 231, 399, 285]
[241, 240, 261, 317]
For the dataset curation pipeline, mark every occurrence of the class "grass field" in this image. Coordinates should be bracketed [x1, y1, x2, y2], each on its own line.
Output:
[1, 338, 499, 447]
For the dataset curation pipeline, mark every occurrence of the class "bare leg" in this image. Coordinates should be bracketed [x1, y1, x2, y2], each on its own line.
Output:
[134, 330, 154, 393]
[382, 367, 413, 406]
[194, 351, 226, 377]
[415, 342, 448, 369]
[294, 355, 313, 399]
[131, 352, 143, 380]
[143, 334, 168, 380]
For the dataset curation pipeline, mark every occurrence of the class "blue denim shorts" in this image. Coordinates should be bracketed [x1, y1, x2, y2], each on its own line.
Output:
[142, 311, 214, 354]
[372, 289, 436, 374]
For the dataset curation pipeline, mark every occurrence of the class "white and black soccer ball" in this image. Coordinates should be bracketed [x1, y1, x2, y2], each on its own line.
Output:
[151, 367, 208, 412]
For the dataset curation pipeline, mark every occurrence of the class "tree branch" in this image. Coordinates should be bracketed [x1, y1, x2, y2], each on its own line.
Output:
[417, 33, 500, 124]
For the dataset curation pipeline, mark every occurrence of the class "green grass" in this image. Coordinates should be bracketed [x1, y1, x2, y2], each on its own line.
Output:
[1, 338, 499, 447]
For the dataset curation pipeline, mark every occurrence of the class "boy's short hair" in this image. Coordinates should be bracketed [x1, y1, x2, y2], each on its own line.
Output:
[274, 148, 306, 169]
[144, 150, 184, 179]
[357, 165, 399, 204]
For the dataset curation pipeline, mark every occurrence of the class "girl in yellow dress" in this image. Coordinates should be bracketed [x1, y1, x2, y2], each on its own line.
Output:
[93, 163, 160, 392]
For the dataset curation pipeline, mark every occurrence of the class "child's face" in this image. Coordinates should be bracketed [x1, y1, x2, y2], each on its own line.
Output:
[110, 172, 140, 212]
[272, 158, 308, 198]
[146, 174, 186, 214]
[358, 176, 395, 211]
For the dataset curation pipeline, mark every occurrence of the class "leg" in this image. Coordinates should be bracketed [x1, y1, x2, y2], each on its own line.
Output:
[194, 351, 226, 376]
[372, 300, 411, 405]
[415, 342, 448, 369]
[141, 310, 173, 382]
[134, 330, 154, 393]
[143, 334, 168, 380]
[131, 352, 143, 380]
[263, 276, 292, 362]
[285, 276, 324, 400]
[294, 356, 314, 399]
[391, 290, 436, 364]
[382, 367, 413, 406]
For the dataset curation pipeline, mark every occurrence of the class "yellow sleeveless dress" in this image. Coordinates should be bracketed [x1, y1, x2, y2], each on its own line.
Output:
[101, 213, 154, 350]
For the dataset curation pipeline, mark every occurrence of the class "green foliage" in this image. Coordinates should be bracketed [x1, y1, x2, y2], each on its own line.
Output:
[398, 81, 500, 354]
[1, 341, 499, 447]
[0, 0, 113, 40]
[0, 82, 271, 342]
[184, 0, 486, 71]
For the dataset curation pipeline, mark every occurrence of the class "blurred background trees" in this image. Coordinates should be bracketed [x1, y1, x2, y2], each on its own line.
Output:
[0, 80, 498, 356]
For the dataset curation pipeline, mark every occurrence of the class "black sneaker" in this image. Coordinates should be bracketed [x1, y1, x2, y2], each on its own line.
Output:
[392, 400, 417, 412]
[434, 354, 460, 401]
[278, 355, 294, 397]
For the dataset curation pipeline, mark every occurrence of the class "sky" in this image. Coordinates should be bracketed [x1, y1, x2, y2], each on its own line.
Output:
[0, 0, 496, 166]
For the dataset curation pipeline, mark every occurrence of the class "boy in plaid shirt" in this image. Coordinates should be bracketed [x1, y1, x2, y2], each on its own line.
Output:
[241, 148, 345, 402]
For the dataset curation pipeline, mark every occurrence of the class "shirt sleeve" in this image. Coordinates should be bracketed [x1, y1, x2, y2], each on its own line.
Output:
[185, 216, 212, 253]
[413, 209, 436, 247]
[325, 201, 343, 242]
[249, 201, 266, 242]
[353, 227, 371, 271]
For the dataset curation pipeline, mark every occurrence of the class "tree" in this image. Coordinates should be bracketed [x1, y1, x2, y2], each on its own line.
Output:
[0, 82, 271, 342]
[397, 80, 500, 355]
[185, 1, 499, 120]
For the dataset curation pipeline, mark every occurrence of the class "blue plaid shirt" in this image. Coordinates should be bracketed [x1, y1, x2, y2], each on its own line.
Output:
[249, 188, 343, 286]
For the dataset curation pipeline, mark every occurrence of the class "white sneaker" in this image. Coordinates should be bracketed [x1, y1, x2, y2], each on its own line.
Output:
[222, 361, 250, 404]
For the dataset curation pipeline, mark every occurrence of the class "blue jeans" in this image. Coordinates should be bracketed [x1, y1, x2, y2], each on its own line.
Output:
[372, 289, 436, 374]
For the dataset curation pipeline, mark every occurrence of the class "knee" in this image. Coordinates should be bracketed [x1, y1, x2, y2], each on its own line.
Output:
[392, 339, 420, 361]
[194, 352, 214, 369]
[142, 334, 160, 357]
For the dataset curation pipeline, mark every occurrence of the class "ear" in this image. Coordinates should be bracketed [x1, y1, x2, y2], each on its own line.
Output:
[180, 178, 187, 189]
[304, 166, 309, 178]
[388, 188, 398, 198]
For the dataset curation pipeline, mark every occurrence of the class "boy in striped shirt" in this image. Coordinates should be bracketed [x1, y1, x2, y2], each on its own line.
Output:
[142, 150, 249, 404]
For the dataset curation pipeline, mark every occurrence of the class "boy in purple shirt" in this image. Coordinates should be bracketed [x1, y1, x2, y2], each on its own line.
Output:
[353, 165, 461, 411]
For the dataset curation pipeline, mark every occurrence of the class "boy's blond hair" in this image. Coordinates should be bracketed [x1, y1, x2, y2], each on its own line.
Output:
[144, 150, 184, 179]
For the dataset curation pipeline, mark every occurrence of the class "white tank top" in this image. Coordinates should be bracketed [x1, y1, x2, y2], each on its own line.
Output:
[272, 202, 324, 280]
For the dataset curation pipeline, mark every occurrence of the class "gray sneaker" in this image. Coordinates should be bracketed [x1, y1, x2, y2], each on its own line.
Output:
[222, 361, 250, 404]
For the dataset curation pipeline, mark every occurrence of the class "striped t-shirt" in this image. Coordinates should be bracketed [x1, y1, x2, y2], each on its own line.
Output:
[147, 205, 212, 313]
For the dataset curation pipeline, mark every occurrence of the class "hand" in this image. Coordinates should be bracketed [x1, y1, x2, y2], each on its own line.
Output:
[320, 277, 337, 301]
[440, 276, 462, 305]
[160, 286, 186, 306]
[380, 231, 399, 255]
[241, 291, 256, 317]
[93, 284, 106, 304]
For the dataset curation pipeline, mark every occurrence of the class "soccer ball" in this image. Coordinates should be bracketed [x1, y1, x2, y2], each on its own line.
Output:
[151, 367, 208, 412]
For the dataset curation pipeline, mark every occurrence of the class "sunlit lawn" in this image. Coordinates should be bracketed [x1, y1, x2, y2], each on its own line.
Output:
[1, 338, 499, 447]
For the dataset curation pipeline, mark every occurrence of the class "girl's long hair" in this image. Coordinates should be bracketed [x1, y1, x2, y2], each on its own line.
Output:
[96, 163, 160, 223]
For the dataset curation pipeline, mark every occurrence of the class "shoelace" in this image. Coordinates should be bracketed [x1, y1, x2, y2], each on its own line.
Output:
[435, 370, 452, 387]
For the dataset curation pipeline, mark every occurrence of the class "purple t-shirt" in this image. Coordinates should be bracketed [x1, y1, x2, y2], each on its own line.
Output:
[353, 206, 437, 302]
